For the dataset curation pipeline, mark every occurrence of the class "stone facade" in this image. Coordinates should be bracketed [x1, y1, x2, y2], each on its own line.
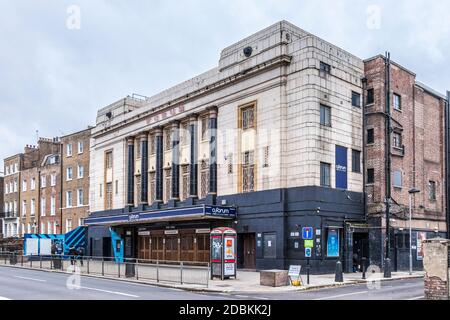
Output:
[3, 154, 22, 237]
[364, 56, 447, 270]
[61, 128, 91, 233]
[87, 21, 366, 272]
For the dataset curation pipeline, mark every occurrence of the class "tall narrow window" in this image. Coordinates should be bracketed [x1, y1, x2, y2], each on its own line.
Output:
[164, 128, 171, 151]
[77, 189, 84, 206]
[150, 172, 156, 203]
[367, 168, 375, 184]
[367, 128, 375, 144]
[78, 141, 84, 154]
[22, 180, 27, 191]
[320, 162, 331, 187]
[352, 150, 361, 173]
[66, 219, 73, 232]
[40, 197, 46, 216]
[165, 168, 172, 201]
[66, 144, 72, 157]
[51, 173, 56, 186]
[200, 160, 209, 198]
[429, 181, 437, 201]
[393, 93, 402, 111]
[106, 151, 113, 169]
[242, 151, 255, 193]
[22, 200, 27, 216]
[181, 165, 189, 200]
[31, 199, 35, 215]
[50, 195, 56, 216]
[263, 146, 270, 168]
[181, 122, 189, 146]
[367, 88, 374, 104]
[41, 175, 46, 188]
[66, 167, 73, 181]
[320, 105, 331, 126]
[106, 183, 113, 209]
[66, 191, 73, 208]
[241, 106, 255, 130]
[201, 116, 209, 141]
[77, 165, 84, 178]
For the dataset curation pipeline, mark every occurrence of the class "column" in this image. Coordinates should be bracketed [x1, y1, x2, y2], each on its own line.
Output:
[171, 121, 180, 200]
[155, 128, 164, 202]
[139, 132, 148, 205]
[189, 115, 198, 198]
[126, 137, 135, 206]
[208, 108, 218, 195]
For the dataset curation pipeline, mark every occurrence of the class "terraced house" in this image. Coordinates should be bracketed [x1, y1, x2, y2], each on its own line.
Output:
[86, 21, 366, 273]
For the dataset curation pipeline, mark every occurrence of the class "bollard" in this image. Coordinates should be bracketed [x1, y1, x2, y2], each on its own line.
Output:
[180, 261, 184, 285]
[306, 258, 310, 285]
[362, 257, 367, 280]
[102, 258, 105, 276]
[383, 258, 392, 278]
[335, 260, 344, 282]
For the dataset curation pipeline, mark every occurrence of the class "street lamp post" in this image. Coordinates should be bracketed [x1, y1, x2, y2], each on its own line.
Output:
[408, 188, 420, 275]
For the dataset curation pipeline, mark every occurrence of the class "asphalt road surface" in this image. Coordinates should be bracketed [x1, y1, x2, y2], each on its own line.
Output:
[0, 266, 424, 300]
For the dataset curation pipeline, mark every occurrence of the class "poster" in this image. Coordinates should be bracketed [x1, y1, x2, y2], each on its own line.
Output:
[211, 237, 222, 260]
[224, 263, 235, 276]
[327, 229, 340, 257]
[224, 237, 235, 260]
[417, 232, 427, 261]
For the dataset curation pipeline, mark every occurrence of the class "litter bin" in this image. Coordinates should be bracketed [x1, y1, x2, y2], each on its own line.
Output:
[52, 256, 62, 270]
[125, 260, 136, 278]
[10, 253, 18, 265]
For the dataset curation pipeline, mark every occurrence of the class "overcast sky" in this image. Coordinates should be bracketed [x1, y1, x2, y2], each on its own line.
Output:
[1, 0, 449, 171]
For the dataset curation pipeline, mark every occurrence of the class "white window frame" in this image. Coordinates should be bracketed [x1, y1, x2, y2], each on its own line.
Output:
[66, 191, 73, 208]
[67, 144, 73, 157]
[77, 165, 84, 179]
[78, 141, 84, 154]
[67, 167, 73, 181]
[22, 180, 27, 191]
[51, 173, 56, 186]
[50, 195, 56, 216]
[77, 189, 83, 206]
[41, 175, 46, 188]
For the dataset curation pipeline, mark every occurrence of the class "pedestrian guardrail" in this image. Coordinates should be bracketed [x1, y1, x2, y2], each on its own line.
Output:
[0, 252, 210, 287]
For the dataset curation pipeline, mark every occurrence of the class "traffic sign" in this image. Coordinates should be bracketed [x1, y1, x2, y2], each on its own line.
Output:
[305, 247, 312, 258]
[302, 227, 313, 240]
[304, 240, 314, 248]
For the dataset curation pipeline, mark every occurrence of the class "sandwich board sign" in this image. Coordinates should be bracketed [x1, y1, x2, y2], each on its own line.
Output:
[288, 265, 303, 286]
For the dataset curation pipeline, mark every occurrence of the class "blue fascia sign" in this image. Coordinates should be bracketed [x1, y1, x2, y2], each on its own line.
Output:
[205, 205, 237, 218]
[128, 213, 140, 222]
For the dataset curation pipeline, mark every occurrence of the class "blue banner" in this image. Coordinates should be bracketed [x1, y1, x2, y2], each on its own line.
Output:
[335, 146, 348, 189]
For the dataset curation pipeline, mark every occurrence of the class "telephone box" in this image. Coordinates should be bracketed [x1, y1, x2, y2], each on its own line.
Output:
[210, 227, 237, 280]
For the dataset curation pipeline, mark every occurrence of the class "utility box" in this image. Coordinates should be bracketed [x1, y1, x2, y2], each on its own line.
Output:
[210, 227, 237, 280]
[423, 238, 450, 300]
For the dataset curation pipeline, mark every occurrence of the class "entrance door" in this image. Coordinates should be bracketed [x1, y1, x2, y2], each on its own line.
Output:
[165, 236, 179, 261]
[243, 233, 256, 269]
[180, 234, 195, 261]
[353, 233, 369, 272]
[196, 234, 210, 262]
[150, 236, 164, 260]
[138, 236, 150, 260]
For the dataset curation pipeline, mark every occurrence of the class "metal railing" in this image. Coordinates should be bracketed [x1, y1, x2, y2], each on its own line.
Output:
[0, 252, 210, 287]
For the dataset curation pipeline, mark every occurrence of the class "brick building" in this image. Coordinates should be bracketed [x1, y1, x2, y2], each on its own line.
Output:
[19, 165, 39, 235]
[364, 55, 447, 271]
[3, 154, 22, 238]
[39, 152, 62, 234]
[0, 176, 4, 238]
[60, 128, 91, 233]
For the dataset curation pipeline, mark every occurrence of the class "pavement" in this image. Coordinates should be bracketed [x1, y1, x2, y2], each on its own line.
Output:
[0, 266, 425, 300]
[0, 260, 424, 294]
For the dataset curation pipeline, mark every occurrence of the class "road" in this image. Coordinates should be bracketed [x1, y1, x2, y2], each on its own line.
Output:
[0, 266, 424, 300]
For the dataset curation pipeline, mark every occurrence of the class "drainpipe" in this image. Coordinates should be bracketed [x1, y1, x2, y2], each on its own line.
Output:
[384, 52, 392, 278]
[60, 142, 63, 234]
[362, 77, 368, 221]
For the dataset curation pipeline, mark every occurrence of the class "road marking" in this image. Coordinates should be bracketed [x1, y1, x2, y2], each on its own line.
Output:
[235, 294, 251, 298]
[407, 296, 424, 300]
[78, 286, 139, 298]
[0, 296, 11, 300]
[14, 276, 47, 282]
[314, 290, 369, 300]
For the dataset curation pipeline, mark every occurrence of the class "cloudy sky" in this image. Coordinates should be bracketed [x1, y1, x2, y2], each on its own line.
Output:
[1, 0, 449, 171]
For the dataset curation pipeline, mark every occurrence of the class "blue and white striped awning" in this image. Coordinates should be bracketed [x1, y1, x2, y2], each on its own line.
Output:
[84, 205, 237, 226]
